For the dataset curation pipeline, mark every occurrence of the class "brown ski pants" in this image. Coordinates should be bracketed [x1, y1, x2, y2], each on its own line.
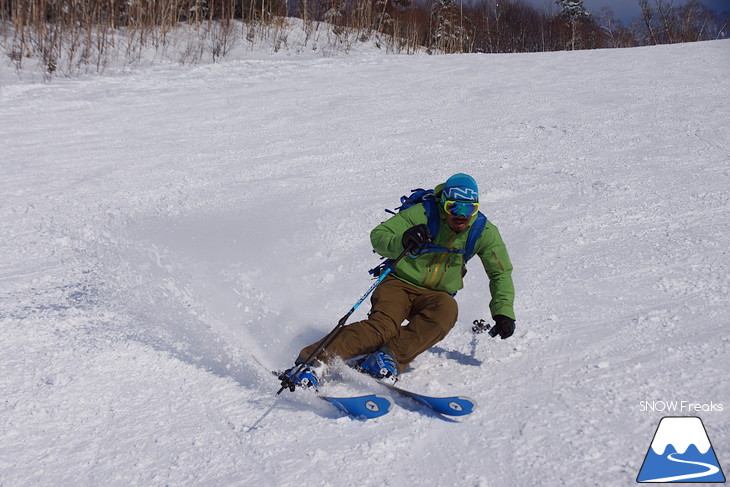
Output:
[297, 276, 458, 373]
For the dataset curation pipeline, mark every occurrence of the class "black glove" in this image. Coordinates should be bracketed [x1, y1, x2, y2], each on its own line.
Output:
[401, 224, 432, 251]
[491, 315, 516, 339]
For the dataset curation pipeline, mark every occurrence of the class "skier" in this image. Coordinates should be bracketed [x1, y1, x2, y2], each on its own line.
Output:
[281, 173, 516, 389]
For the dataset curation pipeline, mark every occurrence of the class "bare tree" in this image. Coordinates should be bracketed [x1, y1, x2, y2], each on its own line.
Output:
[638, 0, 659, 44]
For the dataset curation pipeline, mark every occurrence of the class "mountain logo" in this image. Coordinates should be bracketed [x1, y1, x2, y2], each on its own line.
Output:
[637, 416, 726, 483]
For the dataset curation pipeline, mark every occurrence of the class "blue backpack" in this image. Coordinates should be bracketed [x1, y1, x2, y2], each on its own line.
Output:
[369, 188, 488, 277]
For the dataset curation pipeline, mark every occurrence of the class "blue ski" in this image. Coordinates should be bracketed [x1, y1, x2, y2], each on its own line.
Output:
[347, 362, 476, 417]
[380, 383, 476, 416]
[319, 393, 393, 419]
[378, 381, 477, 416]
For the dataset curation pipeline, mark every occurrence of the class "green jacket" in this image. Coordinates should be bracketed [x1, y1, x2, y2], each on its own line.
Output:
[370, 185, 515, 320]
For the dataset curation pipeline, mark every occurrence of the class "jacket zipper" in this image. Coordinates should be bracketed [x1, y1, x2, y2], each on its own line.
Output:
[423, 233, 457, 288]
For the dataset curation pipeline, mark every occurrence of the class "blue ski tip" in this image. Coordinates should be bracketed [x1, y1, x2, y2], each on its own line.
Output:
[321, 394, 393, 419]
[384, 384, 477, 416]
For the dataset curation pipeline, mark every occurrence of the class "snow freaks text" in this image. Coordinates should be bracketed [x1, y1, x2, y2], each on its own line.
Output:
[639, 401, 724, 413]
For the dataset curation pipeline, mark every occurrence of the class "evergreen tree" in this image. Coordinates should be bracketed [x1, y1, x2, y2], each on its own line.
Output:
[557, 0, 590, 21]
[556, 0, 591, 49]
[431, 0, 466, 53]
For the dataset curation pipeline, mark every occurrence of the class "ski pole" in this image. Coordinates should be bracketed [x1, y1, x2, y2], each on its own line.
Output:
[277, 244, 415, 395]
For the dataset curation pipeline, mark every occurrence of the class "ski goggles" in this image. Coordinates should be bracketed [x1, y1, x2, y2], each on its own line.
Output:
[443, 199, 479, 218]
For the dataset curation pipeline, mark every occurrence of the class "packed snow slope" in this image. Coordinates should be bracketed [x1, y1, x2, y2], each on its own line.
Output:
[1, 40, 729, 487]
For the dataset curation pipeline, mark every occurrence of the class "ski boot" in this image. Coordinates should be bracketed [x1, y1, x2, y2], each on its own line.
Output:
[358, 349, 398, 384]
[279, 364, 320, 392]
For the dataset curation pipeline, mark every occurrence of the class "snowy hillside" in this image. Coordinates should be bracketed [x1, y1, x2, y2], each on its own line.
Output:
[1, 39, 729, 486]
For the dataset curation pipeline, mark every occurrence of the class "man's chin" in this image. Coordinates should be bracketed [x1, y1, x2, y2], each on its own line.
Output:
[451, 219, 470, 231]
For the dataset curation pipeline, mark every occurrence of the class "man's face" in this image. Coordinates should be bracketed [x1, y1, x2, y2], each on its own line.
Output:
[446, 213, 470, 233]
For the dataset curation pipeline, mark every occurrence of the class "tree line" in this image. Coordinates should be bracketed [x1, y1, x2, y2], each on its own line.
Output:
[1, 0, 727, 75]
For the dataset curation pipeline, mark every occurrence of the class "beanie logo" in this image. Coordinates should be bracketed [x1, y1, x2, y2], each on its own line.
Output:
[443, 187, 479, 202]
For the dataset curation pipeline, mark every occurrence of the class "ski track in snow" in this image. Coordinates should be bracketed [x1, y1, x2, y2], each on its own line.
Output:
[1, 40, 729, 486]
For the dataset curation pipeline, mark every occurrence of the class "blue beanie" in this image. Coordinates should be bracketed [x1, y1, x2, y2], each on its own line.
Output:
[443, 173, 479, 202]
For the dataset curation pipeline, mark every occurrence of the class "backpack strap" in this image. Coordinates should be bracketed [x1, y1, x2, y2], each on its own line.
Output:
[464, 212, 488, 263]
[421, 196, 441, 241]
[408, 196, 448, 256]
